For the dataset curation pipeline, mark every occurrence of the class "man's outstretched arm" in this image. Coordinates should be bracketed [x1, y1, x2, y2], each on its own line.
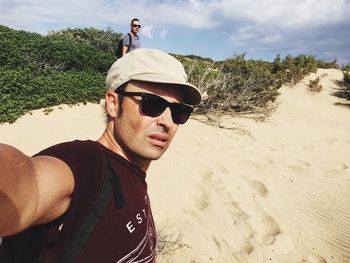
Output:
[0, 144, 74, 236]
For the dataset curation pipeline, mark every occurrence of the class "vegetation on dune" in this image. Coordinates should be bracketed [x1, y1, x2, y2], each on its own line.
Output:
[308, 77, 323, 94]
[343, 64, 350, 86]
[0, 25, 118, 123]
[0, 25, 345, 124]
[47, 27, 122, 56]
[177, 53, 323, 121]
[0, 69, 105, 123]
[332, 63, 350, 100]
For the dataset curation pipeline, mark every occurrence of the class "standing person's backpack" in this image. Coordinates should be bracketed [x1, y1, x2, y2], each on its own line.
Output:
[116, 33, 132, 59]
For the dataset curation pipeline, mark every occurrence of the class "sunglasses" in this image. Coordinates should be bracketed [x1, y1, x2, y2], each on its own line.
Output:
[132, 24, 141, 28]
[116, 91, 193, 124]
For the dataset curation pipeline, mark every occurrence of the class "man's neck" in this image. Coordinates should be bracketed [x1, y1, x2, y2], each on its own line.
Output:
[97, 127, 150, 172]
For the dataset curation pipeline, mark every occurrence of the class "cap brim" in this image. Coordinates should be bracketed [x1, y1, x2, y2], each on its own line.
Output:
[130, 73, 202, 105]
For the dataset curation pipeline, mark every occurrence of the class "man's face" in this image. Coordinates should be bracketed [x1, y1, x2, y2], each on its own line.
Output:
[113, 81, 184, 169]
[130, 20, 141, 34]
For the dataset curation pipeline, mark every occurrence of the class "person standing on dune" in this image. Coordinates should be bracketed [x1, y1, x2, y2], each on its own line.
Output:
[120, 18, 142, 57]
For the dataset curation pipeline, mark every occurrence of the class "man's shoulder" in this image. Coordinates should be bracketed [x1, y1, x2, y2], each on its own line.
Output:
[123, 33, 132, 40]
[34, 140, 104, 172]
[35, 140, 99, 157]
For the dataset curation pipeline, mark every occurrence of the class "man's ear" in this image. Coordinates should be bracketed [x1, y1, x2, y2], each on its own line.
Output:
[105, 90, 119, 118]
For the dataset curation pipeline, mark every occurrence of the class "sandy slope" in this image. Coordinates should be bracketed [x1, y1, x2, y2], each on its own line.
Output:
[1, 69, 349, 262]
[149, 69, 350, 262]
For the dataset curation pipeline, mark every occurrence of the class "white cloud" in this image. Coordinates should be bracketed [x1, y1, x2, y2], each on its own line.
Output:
[0, 0, 349, 62]
[159, 29, 167, 40]
[142, 26, 155, 39]
[3, 0, 348, 33]
[219, 0, 349, 27]
[0, 0, 221, 32]
[141, 26, 167, 41]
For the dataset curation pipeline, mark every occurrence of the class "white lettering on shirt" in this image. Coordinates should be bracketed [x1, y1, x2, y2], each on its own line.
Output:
[136, 213, 142, 224]
[126, 221, 135, 233]
[125, 208, 148, 234]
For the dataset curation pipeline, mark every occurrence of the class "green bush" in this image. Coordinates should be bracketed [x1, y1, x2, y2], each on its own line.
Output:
[0, 69, 105, 123]
[48, 27, 122, 56]
[308, 77, 323, 94]
[187, 54, 280, 116]
[342, 68, 350, 99]
[0, 25, 42, 69]
[317, 59, 339, 69]
[272, 54, 317, 85]
[1, 25, 344, 124]
[0, 25, 115, 73]
[345, 71, 350, 85]
[0, 25, 117, 123]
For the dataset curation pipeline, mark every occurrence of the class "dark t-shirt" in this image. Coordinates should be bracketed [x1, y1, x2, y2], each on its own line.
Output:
[1, 140, 156, 263]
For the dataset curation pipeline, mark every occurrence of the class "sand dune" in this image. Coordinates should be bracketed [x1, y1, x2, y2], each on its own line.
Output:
[1, 69, 349, 262]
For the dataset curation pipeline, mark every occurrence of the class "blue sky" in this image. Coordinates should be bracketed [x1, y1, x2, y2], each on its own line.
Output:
[1, 0, 350, 65]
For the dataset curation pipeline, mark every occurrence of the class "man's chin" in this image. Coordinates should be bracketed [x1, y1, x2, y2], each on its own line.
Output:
[143, 149, 166, 161]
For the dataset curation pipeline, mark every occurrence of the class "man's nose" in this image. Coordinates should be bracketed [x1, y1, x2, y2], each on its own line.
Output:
[156, 107, 175, 130]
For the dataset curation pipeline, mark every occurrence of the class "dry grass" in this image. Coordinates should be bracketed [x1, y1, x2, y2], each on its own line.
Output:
[156, 231, 187, 257]
[308, 77, 323, 94]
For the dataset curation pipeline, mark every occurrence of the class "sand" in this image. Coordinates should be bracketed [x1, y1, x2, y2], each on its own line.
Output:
[1, 69, 349, 262]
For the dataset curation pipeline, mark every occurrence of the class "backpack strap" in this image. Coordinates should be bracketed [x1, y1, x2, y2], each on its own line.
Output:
[58, 156, 124, 263]
[127, 33, 132, 50]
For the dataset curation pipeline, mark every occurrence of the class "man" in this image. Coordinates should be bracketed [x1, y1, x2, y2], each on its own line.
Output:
[0, 48, 201, 262]
[121, 18, 141, 57]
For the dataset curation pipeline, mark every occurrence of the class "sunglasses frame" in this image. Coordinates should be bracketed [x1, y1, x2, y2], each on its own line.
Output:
[116, 91, 193, 124]
[132, 24, 141, 28]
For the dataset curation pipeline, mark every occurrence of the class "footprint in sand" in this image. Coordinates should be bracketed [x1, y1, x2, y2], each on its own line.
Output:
[323, 162, 348, 171]
[325, 137, 338, 145]
[237, 235, 254, 255]
[322, 162, 348, 178]
[261, 215, 280, 245]
[306, 254, 327, 263]
[245, 156, 274, 171]
[193, 186, 210, 211]
[283, 158, 312, 174]
[244, 177, 268, 197]
[240, 177, 280, 246]
[187, 165, 214, 184]
[208, 159, 228, 174]
[302, 144, 315, 150]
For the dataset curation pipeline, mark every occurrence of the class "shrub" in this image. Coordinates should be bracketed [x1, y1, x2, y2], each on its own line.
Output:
[48, 27, 122, 56]
[0, 69, 105, 123]
[341, 66, 350, 99]
[344, 70, 350, 86]
[186, 54, 280, 118]
[0, 25, 115, 73]
[317, 59, 339, 69]
[308, 77, 323, 94]
[0, 25, 42, 69]
[272, 54, 318, 85]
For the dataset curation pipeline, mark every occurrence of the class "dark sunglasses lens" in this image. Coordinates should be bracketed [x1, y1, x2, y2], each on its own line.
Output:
[141, 93, 193, 124]
[141, 95, 167, 117]
[171, 105, 193, 124]
[133, 24, 141, 28]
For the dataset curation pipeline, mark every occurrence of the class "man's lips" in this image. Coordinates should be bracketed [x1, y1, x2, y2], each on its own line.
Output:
[148, 134, 168, 148]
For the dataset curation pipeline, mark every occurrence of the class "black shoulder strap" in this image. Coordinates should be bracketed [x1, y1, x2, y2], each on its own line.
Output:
[128, 33, 132, 48]
[58, 156, 124, 263]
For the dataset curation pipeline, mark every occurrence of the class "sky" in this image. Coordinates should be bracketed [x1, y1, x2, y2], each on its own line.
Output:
[1, 0, 350, 65]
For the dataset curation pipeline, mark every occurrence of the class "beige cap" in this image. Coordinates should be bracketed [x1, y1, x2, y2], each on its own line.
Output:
[106, 48, 202, 105]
